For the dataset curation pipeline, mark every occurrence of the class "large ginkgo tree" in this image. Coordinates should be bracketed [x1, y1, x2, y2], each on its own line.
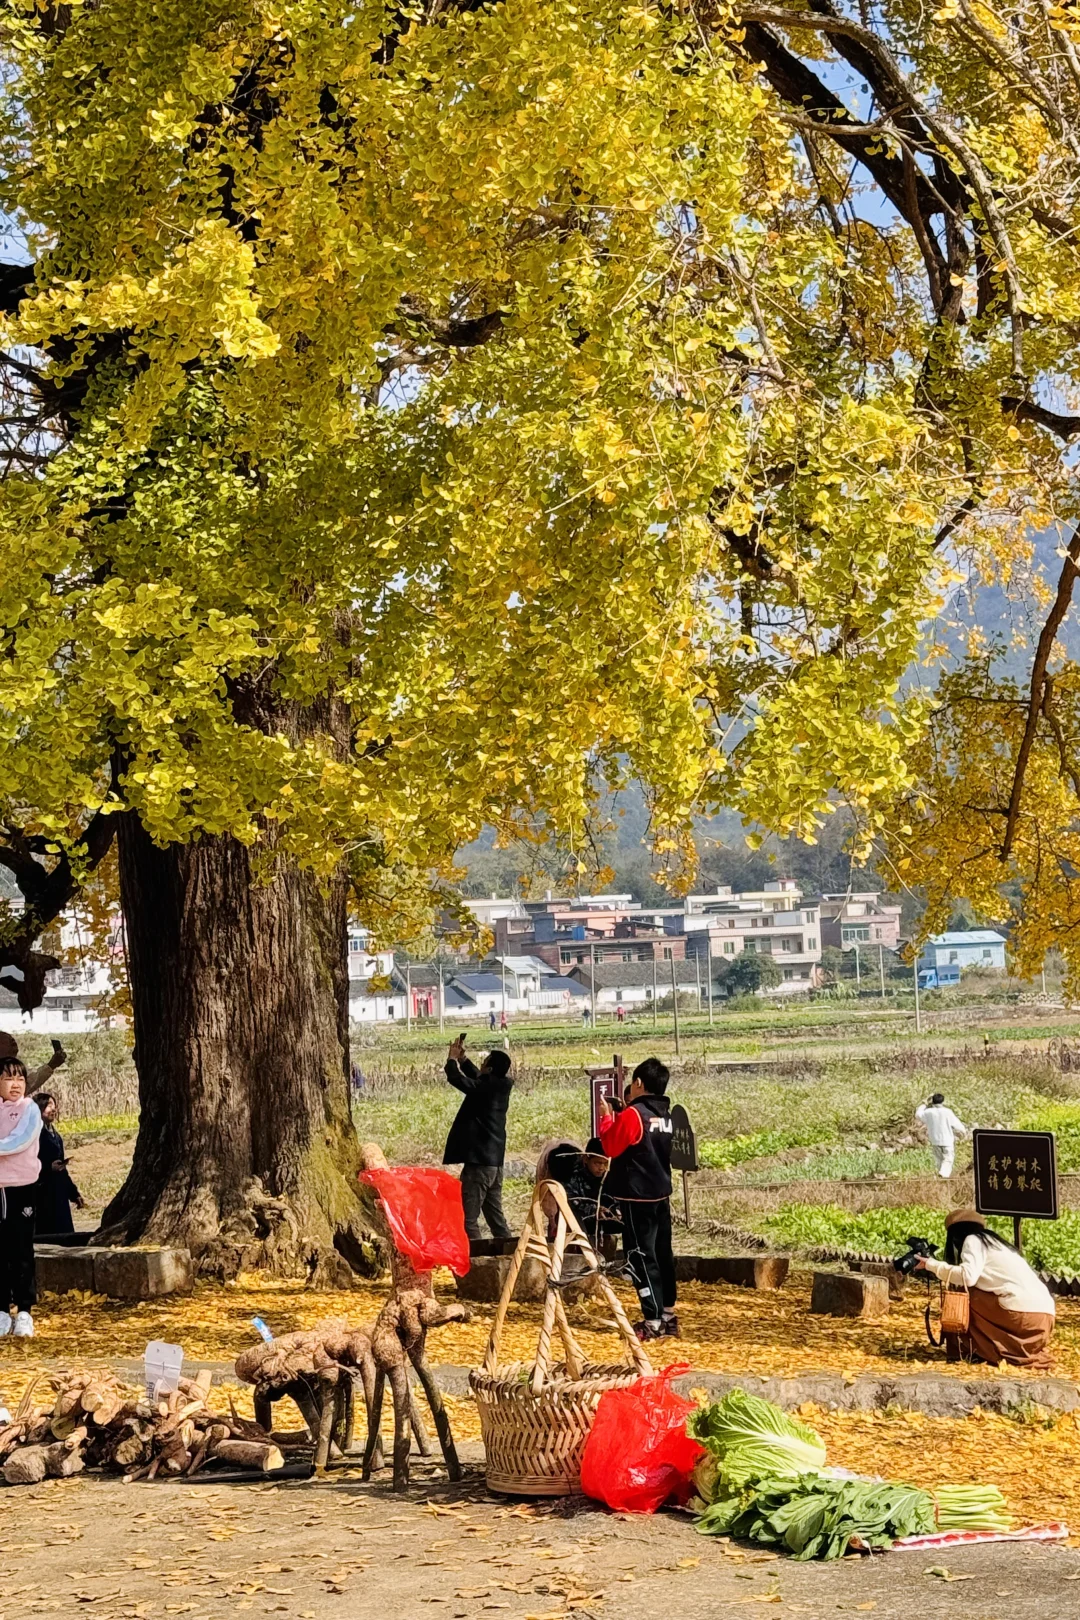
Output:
[0, 0, 968, 1274]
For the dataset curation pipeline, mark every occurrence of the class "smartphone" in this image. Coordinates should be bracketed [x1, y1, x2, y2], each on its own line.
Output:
[459, 1032, 468, 1045]
[50, 1038, 62, 1053]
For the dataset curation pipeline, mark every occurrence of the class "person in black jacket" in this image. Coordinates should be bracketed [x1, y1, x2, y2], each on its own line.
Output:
[443, 1037, 514, 1242]
[597, 1057, 676, 1341]
[34, 1093, 84, 1236]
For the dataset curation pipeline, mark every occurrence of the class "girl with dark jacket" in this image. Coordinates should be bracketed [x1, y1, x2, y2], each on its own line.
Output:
[34, 1093, 84, 1236]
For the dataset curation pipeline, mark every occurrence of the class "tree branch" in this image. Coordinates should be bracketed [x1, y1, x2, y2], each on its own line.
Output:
[1000, 395, 1080, 439]
[0, 810, 118, 1010]
[1001, 527, 1080, 860]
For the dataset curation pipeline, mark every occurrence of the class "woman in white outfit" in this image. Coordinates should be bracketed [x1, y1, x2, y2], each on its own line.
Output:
[917, 1208, 1055, 1369]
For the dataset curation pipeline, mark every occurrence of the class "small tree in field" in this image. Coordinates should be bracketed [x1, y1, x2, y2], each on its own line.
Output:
[720, 953, 782, 998]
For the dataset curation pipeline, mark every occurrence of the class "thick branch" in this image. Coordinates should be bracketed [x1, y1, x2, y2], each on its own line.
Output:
[0, 810, 118, 1010]
[1000, 396, 1080, 439]
[739, 23, 949, 296]
[1001, 527, 1080, 860]
[0, 263, 33, 317]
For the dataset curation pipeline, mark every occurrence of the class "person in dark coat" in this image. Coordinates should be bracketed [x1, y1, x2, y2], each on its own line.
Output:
[443, 1037, 514, 1242]
[34, 1093, 84, 1236]
[598, 1057, 676, 1341]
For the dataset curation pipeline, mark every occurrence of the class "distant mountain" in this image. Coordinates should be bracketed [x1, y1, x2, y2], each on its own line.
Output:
[938, 526, 1080, 678]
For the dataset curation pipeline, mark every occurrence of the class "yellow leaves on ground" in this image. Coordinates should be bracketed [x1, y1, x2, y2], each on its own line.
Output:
[6, 1270, 1080, 1534]
[17, 1271, 1080, 1381]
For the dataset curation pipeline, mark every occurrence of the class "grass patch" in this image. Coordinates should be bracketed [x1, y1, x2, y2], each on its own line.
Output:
[698, 1125, 835, 1171]
[735, 1145, 939, 1185]
[64, 1111, 139, 1138]
[1017, 1101, 1080, 1171]
[760, 1202, 946, 1256]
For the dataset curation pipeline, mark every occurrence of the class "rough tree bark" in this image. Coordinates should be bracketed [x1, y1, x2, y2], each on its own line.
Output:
[99, 671, 376, 1285]
[98, 815, 373, 1284]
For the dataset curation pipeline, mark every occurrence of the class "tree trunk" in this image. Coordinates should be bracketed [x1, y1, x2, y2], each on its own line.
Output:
[99, 815, 374, 1285]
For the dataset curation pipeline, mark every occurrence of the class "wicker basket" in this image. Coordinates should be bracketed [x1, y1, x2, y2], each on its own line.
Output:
[470, 1180, 652, 1496]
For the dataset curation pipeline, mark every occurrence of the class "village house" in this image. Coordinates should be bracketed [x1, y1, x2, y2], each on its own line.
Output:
[818, 892, 903, 952]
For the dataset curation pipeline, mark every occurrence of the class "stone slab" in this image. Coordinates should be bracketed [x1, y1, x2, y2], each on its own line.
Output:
[677, 1256, 790, 1289]
[454, 1255, 548, 1304]
[92, 1247, 194, 1300]
[51, 1357, 1080, 1418]
[35, 1244, 101, 1295]
[666, 1368, 1080, 1417]
[848, 1257, 906, 1302]
[811, 1269, 890, 1319]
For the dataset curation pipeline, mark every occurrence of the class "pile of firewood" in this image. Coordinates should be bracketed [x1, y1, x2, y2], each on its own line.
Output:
[1, 1369, 285, 1486]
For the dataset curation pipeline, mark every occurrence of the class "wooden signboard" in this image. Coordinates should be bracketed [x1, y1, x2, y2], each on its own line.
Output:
[669, 1102, 697, 1228]
[670, 1103, 698, 1172]
[972, 1128, 1057, 1250]
[586, 1054, 626, 1140]
[972, 1129, 1057, 1220]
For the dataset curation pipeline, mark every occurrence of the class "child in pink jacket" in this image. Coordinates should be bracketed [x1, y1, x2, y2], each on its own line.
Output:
[0, 1058, 43, 1337]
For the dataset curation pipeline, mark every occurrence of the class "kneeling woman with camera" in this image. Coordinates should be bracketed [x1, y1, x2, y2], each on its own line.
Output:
[916, 1208, 1055, 1369]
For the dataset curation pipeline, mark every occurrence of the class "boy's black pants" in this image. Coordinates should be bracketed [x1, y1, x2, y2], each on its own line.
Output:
[0, 1183, 38, 1313]
[620, 1197, 676, 1322]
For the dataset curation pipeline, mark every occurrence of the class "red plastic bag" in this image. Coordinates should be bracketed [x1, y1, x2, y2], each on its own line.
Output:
[580, 1364, 703, 1513]
[359, 1166, 471, 1277]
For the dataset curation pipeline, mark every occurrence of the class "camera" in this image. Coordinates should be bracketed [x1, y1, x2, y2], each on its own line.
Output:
[893, 1235, 939, 1276]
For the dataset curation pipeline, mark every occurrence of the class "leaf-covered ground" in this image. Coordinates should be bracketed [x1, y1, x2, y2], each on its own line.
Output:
[6, 1271, 1080, 1532]
[12, 1271, 1080, 1380]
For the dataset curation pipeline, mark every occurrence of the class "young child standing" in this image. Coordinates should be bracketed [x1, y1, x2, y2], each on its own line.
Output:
[0, 1057, 44, 1337]
[597, 1056, 677, 1341]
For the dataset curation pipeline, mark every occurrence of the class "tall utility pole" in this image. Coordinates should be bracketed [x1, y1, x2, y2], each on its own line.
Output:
[694, 951, 702, 1013]
[501, 957, 507, 1025]
[589, 939, 597, 1027]
[878, 944, 886, 999]
[913, 953, 922, 1034]
[438, 960, 444, 1034]
[652, 954, 658, 1028]
[405, 961, 412, 1031]
[707, 937, 714, 1026]
[854, 942, 861, 988]
[670, 953, 681, 1056]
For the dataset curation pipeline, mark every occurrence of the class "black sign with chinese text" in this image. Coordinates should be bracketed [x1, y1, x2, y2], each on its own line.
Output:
[972, 1129, 1057, 1221]
[670, 1103, 698, 1172]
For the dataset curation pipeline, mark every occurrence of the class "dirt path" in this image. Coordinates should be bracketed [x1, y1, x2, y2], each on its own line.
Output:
[2, 1449, 1078, 1620]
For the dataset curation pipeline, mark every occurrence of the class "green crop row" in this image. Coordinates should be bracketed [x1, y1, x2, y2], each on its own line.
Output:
[698, 1126, 837, 1172]
[757, 1201, 1080, 1274]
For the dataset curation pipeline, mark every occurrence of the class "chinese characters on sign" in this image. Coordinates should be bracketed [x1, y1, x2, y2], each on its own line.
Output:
[972, 1129, 1058, 1221]
[587, 1055, 626, 1138]
[669, 1103, 699, 1173]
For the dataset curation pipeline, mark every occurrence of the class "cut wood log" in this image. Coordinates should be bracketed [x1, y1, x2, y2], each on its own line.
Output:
[4, 1446, 48, 1485]
[210, 1439, 285, 1472]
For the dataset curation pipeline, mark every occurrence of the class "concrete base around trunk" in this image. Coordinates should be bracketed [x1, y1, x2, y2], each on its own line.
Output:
[36, 1244, 194, 1299]
[454, 1255, 548, 1303]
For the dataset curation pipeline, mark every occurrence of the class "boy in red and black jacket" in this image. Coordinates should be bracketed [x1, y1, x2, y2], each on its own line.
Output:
[597, 1057, 677, 1342]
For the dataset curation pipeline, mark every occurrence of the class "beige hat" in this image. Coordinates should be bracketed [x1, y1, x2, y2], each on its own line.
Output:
[945, 1207, 986, 1230]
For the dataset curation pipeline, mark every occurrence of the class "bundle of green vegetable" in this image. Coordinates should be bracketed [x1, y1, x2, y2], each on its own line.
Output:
[688, 1390, 826, 1499]
[689, 1390, 1012, 1558]
[932, 1485, 1013, 1533]
[697, 1474, 935, 1560]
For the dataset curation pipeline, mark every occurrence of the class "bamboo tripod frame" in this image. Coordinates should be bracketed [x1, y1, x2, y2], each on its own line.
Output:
[471, 1180, 652, 1496]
